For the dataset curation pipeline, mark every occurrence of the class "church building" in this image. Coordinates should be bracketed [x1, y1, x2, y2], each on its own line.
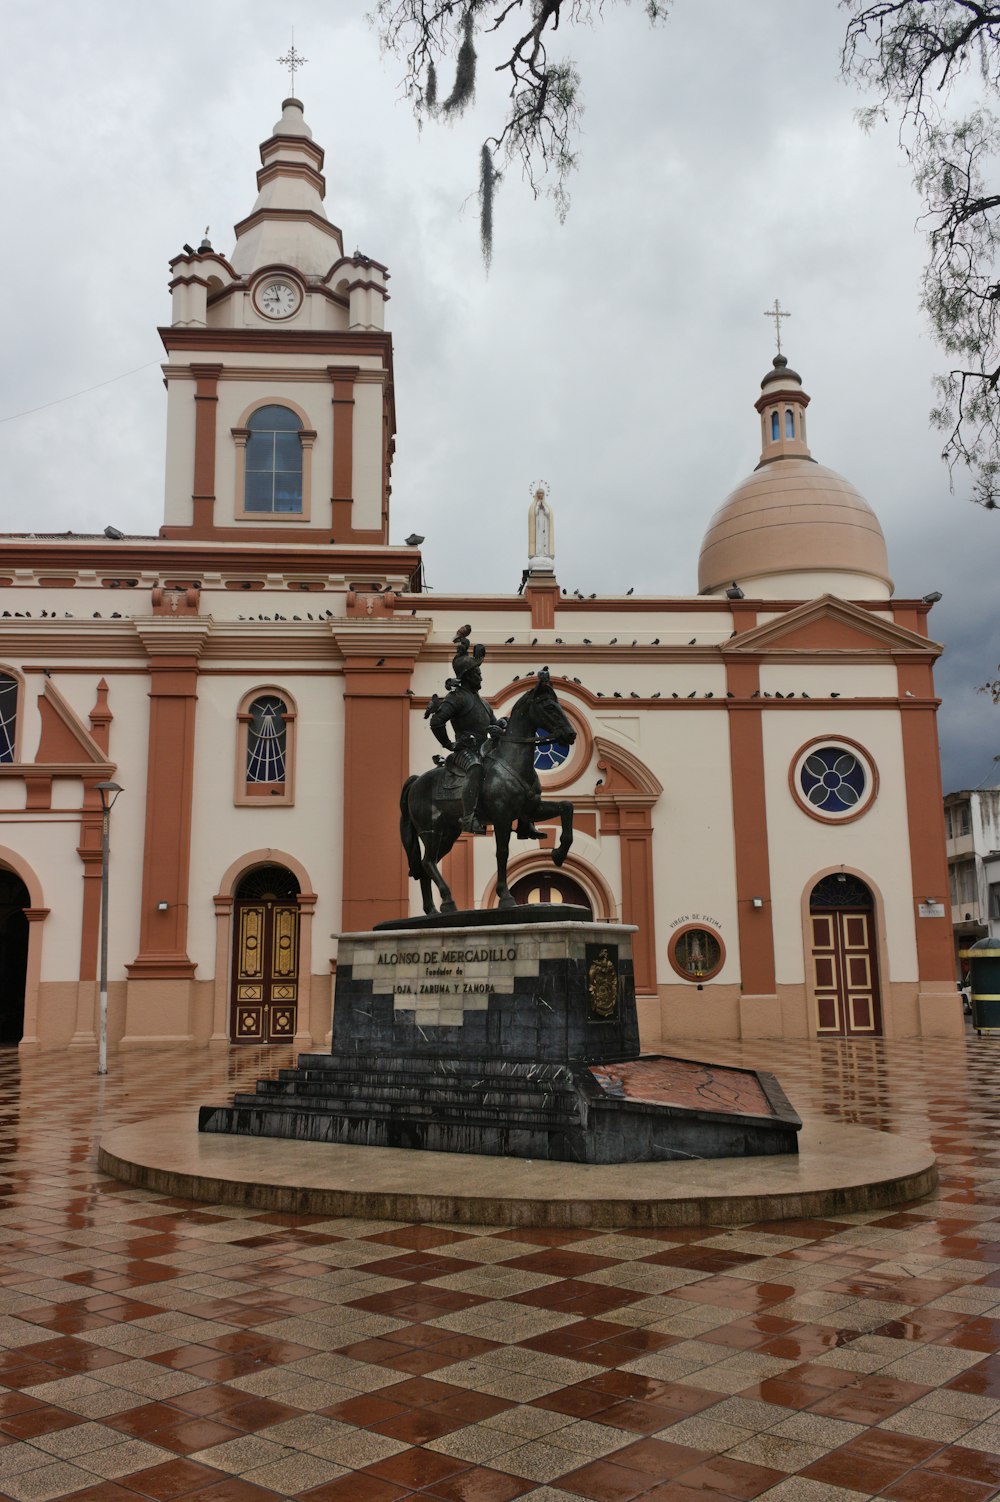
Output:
[0, 98, 962, 1053]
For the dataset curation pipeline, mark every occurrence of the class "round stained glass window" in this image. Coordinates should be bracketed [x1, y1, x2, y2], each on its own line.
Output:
[533, 728, 571, 773]
[792, 739, 877, 822]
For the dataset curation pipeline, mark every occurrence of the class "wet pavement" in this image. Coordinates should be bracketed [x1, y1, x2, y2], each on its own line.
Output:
[0, 1031, 998, 1501]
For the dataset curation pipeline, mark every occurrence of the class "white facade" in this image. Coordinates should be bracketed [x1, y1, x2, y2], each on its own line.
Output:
[0, 98, 964, 1054]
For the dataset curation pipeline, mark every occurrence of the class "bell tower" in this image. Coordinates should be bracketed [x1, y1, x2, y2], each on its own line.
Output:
[159, 97, 394, 544]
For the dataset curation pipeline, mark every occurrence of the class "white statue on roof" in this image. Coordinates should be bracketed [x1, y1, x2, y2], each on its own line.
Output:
[528, 483, 554, 573]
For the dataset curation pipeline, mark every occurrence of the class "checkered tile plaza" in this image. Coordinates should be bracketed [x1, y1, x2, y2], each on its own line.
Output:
[2, 1032, 1000, 1502]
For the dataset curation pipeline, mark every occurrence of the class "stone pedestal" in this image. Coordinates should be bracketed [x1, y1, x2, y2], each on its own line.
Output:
[333, 917, 640, 1064]
[200, 909, 801, 1163]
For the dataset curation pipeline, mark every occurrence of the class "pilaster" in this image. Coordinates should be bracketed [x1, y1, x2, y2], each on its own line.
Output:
[126, 619, 211, 981]
[333, 620, 430, 932]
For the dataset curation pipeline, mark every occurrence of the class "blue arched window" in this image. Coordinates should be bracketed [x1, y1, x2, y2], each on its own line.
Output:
[785, 409, 795, 438]
[244, 406, 303, 514]
[770, 411, 779, 441]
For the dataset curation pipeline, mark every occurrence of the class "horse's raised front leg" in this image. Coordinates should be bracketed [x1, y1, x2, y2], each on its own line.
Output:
[534, 799, 574, 867]
[494, 820, 515, 908]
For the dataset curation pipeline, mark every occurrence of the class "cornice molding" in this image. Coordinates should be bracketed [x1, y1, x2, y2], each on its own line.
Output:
[158, 326, 393, 359]
[332, 620, 432, 660]
[134, 620, 212, 657]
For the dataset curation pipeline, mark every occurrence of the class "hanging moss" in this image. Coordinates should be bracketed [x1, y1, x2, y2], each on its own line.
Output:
[480, 143, 496, 269]
[442, 11, 477, 115]
[426, 59, 437, 113]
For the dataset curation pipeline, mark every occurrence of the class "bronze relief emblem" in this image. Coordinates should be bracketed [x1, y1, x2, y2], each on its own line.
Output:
[586, 944, 618, 1020]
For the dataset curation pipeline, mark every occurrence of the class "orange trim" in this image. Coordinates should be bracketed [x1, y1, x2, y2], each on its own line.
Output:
[35, 680, 107, 764]
[190, 364, 222, 536]
[161, 327, 391, 359]
[590, 738, 661, 995]
[788, 735, 879, 824]
[0, 541, 420, 574]
[619, 823, 658, 996]
[77, 803, 103, 983]
[330, 366, 361, 541]
[341, 655, 414, 931]
[126, 628, 207, 979]
[667, 924, 727, 982]
[525, 579, 559, 630]
[726, 658, 776, 997]
[88, 680, 112, 755]
[898, 661, 955, 986]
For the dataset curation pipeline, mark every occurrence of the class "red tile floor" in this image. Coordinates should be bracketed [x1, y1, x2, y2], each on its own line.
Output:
[1, 1031, 1000, 1501]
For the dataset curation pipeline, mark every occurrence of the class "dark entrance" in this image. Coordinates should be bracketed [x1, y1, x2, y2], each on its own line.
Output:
[510, 871, 594, 918]
[230, 865, 301, 1044]
[0, 870, 29, 1046]
[809, 873, 883, 1037]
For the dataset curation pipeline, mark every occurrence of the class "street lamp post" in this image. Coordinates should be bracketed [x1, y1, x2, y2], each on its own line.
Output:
[94, 781, 123, 1076]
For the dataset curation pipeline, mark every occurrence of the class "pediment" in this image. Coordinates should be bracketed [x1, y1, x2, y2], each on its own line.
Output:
[594, 736, 663, 800]
[724, 596, 940, 657]
[34, 680, 108, 765]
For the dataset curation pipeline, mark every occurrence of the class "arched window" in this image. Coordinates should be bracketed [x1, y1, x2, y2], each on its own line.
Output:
[0, 675, 16, 763]
[785, 408, 795, 438]
[236, 689, 297, 805]
[770, 410, 779, 441]
[244, 406, 303, 514]
[247, 696, 287, 783]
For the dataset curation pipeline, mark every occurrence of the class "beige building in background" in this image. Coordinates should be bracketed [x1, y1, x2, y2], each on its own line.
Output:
[0, 98, 963, 1054]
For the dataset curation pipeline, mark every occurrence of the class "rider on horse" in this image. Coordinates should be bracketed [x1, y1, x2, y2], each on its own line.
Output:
[428, 637, 543, 841]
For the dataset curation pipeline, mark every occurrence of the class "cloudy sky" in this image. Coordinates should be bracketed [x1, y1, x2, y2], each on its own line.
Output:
[2, 0, 998, 790]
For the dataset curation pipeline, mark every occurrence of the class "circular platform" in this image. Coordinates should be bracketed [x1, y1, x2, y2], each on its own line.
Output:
[98, 1113, 936, 1228]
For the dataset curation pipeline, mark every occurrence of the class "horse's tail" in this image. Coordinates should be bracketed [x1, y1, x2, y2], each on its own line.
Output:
[400, 775, 423, 880]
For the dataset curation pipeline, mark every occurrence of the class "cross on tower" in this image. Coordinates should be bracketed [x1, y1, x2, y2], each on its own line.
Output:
[277, 37, 308, 95]
[763, 297, 791, 356]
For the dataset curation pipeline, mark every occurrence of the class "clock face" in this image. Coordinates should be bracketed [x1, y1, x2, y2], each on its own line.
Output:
[257, 279, 300, 319]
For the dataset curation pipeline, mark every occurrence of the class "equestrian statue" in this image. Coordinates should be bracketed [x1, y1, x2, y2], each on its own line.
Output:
[400, 630, 577, 914]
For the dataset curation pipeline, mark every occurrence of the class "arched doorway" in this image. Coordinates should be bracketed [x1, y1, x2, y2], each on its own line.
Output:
[809, 873, 883, 1036]
[0, 870, 29, 1046]
[230, 864, 301, 1043]
[510, 870, 594, 917]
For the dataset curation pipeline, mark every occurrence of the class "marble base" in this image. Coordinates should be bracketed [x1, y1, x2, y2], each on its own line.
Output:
[200, 918, 801, 1162]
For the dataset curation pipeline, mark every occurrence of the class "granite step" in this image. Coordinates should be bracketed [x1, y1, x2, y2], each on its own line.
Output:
[200, 1100, 587, 1158]
[252, 1082, 579, 1114]
[227, 1089, 583, 1130]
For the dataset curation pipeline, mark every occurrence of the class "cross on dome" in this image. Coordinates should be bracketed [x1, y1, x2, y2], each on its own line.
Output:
[763, 297, 791, 356]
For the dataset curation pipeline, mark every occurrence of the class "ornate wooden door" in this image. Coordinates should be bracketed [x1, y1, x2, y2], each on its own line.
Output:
[230, 867, 300, 1043]
[811, 906, 883, 1037]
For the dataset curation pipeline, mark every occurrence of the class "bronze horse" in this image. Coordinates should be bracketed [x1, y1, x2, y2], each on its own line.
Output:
[400, 670, 576, 914]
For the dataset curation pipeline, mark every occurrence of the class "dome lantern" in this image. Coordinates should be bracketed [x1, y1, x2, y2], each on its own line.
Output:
[697, 354, 893, 601]
[754, 355, 812, 465]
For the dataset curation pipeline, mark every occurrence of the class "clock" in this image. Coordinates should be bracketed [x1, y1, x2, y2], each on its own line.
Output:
[255, 278, 301, 320]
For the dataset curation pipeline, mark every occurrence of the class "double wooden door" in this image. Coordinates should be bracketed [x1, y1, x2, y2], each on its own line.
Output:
[811, 906, 883, 1036]
[230, 897, 300, 1043]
